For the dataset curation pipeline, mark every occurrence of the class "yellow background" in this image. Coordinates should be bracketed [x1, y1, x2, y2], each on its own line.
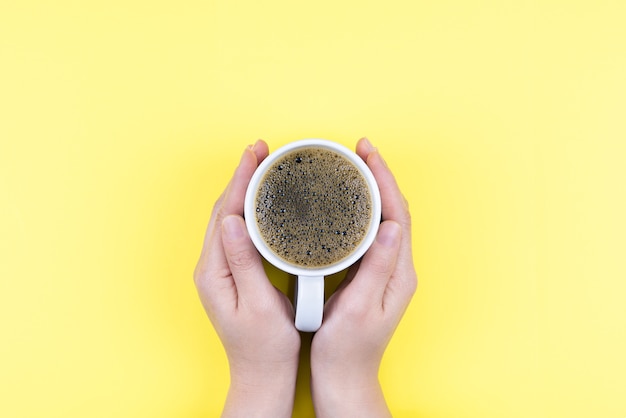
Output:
[1, 0, 625, 417]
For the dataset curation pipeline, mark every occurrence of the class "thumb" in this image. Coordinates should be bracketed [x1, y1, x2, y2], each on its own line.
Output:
[221, 215, 273, 305]
[348, 221, 402, 306]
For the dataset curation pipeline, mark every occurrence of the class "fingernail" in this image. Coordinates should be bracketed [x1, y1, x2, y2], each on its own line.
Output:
[377, 221, 401, 247]
[223, 215, 245, 240]
[251, 139, 262, 152]
[362, 137, 375, 152]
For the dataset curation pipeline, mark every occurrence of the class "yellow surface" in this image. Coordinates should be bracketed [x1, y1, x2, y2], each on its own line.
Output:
[1, 1, 625, 417]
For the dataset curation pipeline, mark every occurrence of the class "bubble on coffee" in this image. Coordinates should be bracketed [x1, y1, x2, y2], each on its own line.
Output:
[255, 146, 372, 268]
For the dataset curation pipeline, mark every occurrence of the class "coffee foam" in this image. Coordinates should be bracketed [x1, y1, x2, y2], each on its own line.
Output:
[255, 147, 372, 268]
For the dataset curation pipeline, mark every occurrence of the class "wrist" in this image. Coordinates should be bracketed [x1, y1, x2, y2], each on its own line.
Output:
[311, 364, 391, 418]
[223, 360, 298, 418]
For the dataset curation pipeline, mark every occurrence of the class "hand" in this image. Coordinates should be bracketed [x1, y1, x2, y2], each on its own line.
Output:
[194, 140, 300, 418]
[310, 138, 418, 418]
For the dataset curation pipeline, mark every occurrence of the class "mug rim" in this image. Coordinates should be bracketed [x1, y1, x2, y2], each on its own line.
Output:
[243, 138, 382, 277]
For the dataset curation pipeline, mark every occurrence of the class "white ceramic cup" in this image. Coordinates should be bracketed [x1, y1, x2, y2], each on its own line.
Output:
[244, 139, 382, 332]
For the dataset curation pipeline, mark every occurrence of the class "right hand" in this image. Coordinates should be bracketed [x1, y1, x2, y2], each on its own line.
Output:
[193, 140, 300, 418]
[310, 138, 417, 417]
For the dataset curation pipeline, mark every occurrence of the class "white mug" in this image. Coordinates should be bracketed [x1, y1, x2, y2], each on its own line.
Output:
[244, 139, 382, 332]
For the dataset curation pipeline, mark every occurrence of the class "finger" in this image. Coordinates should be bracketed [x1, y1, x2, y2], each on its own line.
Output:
[340, 259, 361, 290]
[195, 142, 268, 299]
[324, 260, 360, 307]
[356, 137, 411, 226]
[221, 215, 275, 306]
[356, 138, 418, 297]
[199, 145, 261, 261]
[251, 139, 270, 164]
[346, 221, 402, 308]
[367, 150, 410, 228]
[207, 140, 269, 238]
[220, 145, 262, 216]
[356, 136, 375, 161]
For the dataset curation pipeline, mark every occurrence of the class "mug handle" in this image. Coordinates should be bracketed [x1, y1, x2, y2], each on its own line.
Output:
[294, 275, 324, 332]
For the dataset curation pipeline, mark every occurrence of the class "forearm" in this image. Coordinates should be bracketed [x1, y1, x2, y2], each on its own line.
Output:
[311, 366, 392, 418]
[222, 367, 298, 418]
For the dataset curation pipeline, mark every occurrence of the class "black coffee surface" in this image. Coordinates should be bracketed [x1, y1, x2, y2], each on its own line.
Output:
[255, 146, 372, 268]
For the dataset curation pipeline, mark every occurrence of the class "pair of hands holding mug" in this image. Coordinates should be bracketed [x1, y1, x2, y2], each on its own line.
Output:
[194, 138, 417, 417]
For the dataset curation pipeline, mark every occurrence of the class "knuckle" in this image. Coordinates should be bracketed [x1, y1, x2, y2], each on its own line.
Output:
[204, 199, 224, 234]
[400, 206, 412, 227]
[227, 247, 256, 272]
[214, 206, 229, 227]
[212, 194, 225, 211]
[193, 262, 207, 287]
[210, 194, 227, 223]
[406, 271, 418, 295]
[368, 254, 396, 276]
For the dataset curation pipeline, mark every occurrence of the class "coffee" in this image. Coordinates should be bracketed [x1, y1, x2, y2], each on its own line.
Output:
[254, 146, 373, 268]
